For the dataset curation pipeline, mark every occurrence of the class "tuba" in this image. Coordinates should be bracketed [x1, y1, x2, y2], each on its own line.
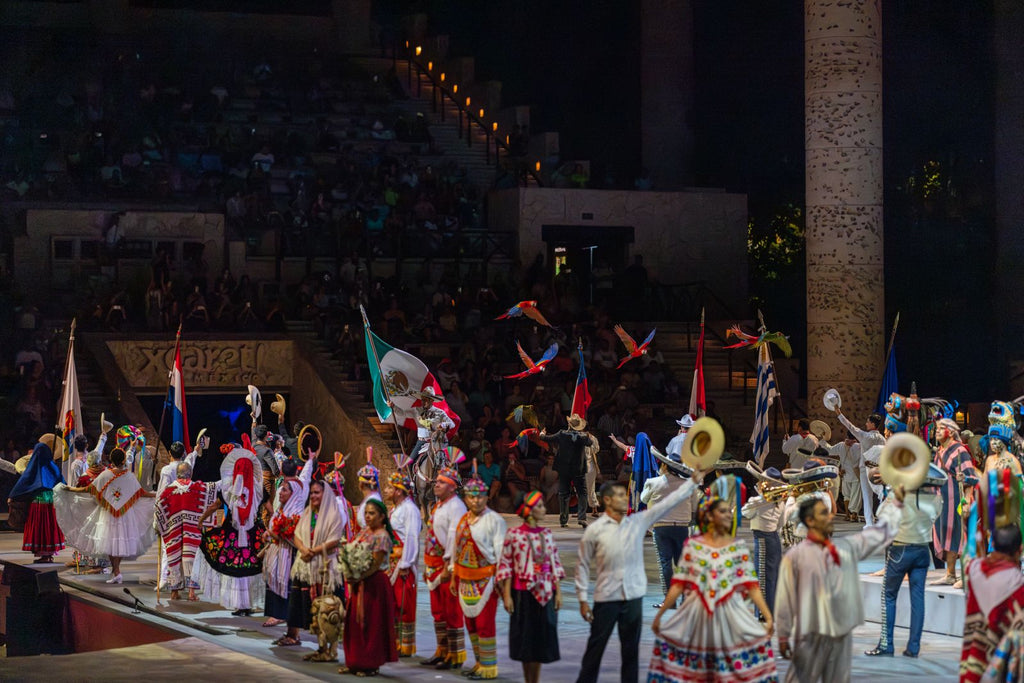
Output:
[296, 424, 322, 462]
[878, 432, 930, 491]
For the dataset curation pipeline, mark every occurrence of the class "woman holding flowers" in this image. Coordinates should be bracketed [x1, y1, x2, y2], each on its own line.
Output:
[339, 497, 399, 676]
[262, 457, 311, 641]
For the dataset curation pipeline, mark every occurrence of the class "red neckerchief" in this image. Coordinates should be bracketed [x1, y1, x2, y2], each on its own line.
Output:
[807, 530, 841, 566]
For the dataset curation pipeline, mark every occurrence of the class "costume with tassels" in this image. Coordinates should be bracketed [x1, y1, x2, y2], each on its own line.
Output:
[54, 446, 157, 562]
[452, 474, 507, 680]
[423, 466, 468, 668]
[648, 475, 777, 683]
[387, 466, 422, 657]
[155, 469, 218, 593]
[960, 461, 1024, 683]
[192, 445, 266, 612]
[342, 497, 399, 674]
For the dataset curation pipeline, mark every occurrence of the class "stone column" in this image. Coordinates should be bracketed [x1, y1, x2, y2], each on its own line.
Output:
[640, 0, 695, 189]
[805, 1, 884, 422]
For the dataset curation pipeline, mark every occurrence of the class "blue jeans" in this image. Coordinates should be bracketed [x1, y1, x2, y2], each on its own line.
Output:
[752, 529, 781, 618]
[879, 543, 930, 654]
[651, 525, 689, 596]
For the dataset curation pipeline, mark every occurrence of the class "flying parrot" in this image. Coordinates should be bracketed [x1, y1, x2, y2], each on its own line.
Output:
[505, 342, 559, 379]
[614, 325, 657, 368]
[495, 300, 553, 327]
[507, 427, 550, 454]
[723, 325, 792, 358]
[507, 404, 540, 428]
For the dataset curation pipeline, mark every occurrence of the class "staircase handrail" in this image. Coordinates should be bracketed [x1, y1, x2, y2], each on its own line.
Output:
[399, 42, 544, 187]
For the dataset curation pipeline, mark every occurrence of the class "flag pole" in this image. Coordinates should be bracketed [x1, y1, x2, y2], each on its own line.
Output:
[877, 311, 900, 395]
[757, 309, 788, 433]
[360, 305, 409, 457]
[58, 318, 77, 483]
[155, 320, 182, 472]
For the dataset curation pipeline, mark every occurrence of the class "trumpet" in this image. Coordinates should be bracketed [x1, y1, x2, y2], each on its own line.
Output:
[760, 478, 834, 503]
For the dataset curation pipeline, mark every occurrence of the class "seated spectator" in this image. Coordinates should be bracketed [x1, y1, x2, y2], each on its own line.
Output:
[251, 145, 275, 173]
[537, 453, 559, 510]
[477, 450, 502, 501]
[504, 452, 531, 501]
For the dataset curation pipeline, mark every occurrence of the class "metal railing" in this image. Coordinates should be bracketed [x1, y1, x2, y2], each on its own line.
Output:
[399, 42, 544, 185]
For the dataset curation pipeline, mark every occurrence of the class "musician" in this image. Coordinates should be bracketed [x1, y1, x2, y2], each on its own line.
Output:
[834, 407, 885, 526]
[741, 467, 785, 620]
[782, 419, 818, 470]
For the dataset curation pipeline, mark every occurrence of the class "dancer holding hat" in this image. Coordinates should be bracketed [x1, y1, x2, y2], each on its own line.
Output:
[497, 491, 565, 683]
[538, 413, 591, 529]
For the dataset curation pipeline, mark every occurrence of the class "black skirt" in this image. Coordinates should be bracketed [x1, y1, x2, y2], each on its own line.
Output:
[287, 579, 346, 630]
[509, 588, 560, 663]
[265, 587, 289, 620]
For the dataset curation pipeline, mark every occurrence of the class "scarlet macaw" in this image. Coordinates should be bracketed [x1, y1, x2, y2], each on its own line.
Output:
[505, 342, 559, 379]
[495, 300, 553, 327]
[614, 325, 657, 368]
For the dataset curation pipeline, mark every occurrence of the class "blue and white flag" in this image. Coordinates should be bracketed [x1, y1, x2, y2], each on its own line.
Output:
[750, 343, 778, 467]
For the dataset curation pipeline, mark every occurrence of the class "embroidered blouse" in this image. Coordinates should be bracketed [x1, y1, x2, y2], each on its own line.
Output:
[672, 536, 758, 614]
[496, 523, 565, 606]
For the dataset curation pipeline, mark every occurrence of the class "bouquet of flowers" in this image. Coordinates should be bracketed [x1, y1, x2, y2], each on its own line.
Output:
[338, 538, 373, 580]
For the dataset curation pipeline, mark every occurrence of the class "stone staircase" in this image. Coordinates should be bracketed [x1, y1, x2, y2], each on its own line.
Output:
[351, 56, 509, 192]
[284, 320, 404, 455]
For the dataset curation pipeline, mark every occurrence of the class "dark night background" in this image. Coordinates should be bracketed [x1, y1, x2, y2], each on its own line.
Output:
[412, 0, 998, 401]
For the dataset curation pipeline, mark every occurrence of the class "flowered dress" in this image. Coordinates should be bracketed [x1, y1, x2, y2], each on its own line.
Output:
[648, 536, 777, 682]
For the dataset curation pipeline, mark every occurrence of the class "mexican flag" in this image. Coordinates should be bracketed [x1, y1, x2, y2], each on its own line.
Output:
[364, 329, 460, 439]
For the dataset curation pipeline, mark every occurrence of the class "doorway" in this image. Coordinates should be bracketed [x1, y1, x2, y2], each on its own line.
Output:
[542, 225, 634, 308]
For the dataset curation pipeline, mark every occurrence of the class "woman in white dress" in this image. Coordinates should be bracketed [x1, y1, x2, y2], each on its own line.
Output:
[56, 447, 158, 583]
[648, 476, 777, 683]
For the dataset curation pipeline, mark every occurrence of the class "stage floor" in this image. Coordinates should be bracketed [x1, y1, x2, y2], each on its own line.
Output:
[0, 515, 963, 682]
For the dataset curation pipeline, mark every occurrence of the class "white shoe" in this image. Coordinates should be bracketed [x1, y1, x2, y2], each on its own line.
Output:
[105, 573, 123, 584]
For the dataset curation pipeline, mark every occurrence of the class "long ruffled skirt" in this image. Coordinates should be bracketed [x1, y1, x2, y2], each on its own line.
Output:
[23, 494, 65, 555]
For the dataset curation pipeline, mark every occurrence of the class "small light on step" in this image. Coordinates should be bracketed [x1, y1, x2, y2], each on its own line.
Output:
[465, 97, 471, 107]
[415, 46, 422, 56]
[479, 108, 484, 119]
[492, 122, 498, 132]
[535, 161, 541, 172]
[405, 41, 409, 48]
[440, 73, 446, 82]
[427, 61, 433, 71]
[452, 84, 458, 94]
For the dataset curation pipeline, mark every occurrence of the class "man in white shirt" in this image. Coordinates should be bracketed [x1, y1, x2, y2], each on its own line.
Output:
[775, 485, 905, 682]
[835, 408, 886, 525]
[639, 454, 696, 608]
[830, 432, 862, 521]
[665, 414, 694, 459]
[156, 437, 204, 495]
[422, 467, 468, 670]
[575, 472, 704, 683]
[742, 467, 785, 618]
[864, 466, 942, 658]
[782, 419, 818, 470]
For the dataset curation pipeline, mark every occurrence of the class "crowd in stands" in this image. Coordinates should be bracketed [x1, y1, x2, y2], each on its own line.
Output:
[0, 36, 486, 261]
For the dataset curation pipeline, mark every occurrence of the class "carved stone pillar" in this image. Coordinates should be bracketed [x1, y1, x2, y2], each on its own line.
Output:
[805, 1, 884, 422]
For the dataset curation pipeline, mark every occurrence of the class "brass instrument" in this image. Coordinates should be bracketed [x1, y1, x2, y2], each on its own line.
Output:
[761, 478, 834, 503]
[296, 424, 322, 462]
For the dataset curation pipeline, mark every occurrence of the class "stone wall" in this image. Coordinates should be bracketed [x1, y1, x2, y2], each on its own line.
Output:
[493, 187, 748, 313]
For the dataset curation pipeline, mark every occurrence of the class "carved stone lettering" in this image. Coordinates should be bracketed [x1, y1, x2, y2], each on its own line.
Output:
[106, 340, 293, 389]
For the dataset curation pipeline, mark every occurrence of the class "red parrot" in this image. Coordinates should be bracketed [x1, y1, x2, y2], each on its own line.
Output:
[507, 427, 551, 453]
[505, 342, 559, 379]
[614, 325, 657, 368]
[495, 300, 553, 327]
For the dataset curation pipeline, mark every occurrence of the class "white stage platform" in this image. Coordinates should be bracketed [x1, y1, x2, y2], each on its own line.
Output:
[860, 569, 965, 637]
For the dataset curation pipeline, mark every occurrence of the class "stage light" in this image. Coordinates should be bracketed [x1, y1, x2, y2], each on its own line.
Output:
[479, 109, 484, 119]
[452, 84, 458, 94]
[427, 61, 433, 71]
[535, 161, 541, 171]
[440, 73, 446, 82]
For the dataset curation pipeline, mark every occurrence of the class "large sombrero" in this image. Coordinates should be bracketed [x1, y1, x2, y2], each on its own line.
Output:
[650, 445, 693, 477]
[783, 459, 839, 484]
[38, 433, 65, 461]
[809, 420, 832, 443]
